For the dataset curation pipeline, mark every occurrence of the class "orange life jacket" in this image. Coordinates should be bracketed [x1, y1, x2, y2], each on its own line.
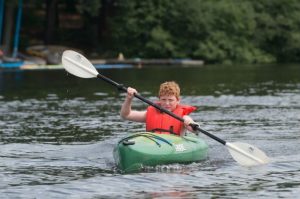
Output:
[146, 104, 197, 135]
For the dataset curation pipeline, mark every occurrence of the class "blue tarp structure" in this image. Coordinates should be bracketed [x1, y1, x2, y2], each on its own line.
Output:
[0, 0, 24, 68]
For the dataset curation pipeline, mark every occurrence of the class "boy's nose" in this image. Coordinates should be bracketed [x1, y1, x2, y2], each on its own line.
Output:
[165, 100, 171, 104]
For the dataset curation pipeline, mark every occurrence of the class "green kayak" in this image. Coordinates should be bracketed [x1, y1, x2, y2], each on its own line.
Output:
[113, 132, 208, 172]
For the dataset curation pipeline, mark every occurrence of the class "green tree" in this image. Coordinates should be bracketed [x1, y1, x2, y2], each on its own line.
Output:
[10, 0, 300, 63]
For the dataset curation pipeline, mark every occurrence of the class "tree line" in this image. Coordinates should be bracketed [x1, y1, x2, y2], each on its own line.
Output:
[2, 0, 300, 64]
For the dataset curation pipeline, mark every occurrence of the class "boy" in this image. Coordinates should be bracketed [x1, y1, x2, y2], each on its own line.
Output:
[120, 81, 198, 136]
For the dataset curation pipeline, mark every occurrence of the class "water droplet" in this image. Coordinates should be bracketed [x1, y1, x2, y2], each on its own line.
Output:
[249, 147, 254, 153]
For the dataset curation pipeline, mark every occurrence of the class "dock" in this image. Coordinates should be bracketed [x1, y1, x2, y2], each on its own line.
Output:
[1, 58, 204, 70]
[91, 58, 204, 66]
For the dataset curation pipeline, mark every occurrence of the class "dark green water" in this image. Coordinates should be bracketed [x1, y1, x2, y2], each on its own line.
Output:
[0, 64, 300, 198]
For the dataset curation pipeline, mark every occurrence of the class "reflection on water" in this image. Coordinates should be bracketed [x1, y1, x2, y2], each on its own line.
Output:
[0, 64, 300, 198]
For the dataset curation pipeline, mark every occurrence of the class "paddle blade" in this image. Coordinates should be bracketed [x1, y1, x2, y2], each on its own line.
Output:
[62, 50, 99, 78]
[226, 142, 270, 166]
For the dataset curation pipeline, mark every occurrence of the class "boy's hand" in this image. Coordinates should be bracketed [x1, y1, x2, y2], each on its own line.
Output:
[127, 87, 137, 99]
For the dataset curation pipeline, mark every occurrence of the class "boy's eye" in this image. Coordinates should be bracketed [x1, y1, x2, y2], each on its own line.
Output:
[162, 99, 174, 103]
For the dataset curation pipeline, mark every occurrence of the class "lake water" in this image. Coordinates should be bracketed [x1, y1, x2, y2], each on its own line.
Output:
[0, 64, 300, 198]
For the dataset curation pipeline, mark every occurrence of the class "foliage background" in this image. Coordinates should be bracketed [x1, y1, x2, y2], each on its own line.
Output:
[2, 0, 300, 64]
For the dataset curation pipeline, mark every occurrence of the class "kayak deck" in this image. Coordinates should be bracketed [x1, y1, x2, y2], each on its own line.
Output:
[113, 132, 208, 172]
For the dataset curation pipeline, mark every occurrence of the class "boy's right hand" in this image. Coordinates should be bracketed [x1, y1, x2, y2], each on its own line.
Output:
[127, 87, 137, 99]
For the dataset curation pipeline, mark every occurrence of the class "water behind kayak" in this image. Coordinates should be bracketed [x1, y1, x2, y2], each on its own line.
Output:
[0, 64, 299, 198]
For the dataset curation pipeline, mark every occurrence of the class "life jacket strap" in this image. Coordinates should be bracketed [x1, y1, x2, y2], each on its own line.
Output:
[150, 126, 177, 135]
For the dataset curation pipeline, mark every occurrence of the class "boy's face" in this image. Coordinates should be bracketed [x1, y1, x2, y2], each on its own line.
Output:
[159, 95, 179, 111]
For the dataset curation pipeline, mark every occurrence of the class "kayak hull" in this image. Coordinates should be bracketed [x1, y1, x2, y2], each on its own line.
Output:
[113, 132, 208, 172]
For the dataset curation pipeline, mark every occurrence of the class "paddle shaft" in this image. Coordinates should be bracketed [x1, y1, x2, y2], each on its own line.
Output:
[97, 73, 226, 145]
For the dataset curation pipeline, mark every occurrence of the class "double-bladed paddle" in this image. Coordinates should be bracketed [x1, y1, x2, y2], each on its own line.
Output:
[62, 50, 270, 167]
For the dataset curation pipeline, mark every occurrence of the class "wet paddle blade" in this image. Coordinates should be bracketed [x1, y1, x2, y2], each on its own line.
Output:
[62, 50, 99, 78]
[226, 142, 270, 166]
